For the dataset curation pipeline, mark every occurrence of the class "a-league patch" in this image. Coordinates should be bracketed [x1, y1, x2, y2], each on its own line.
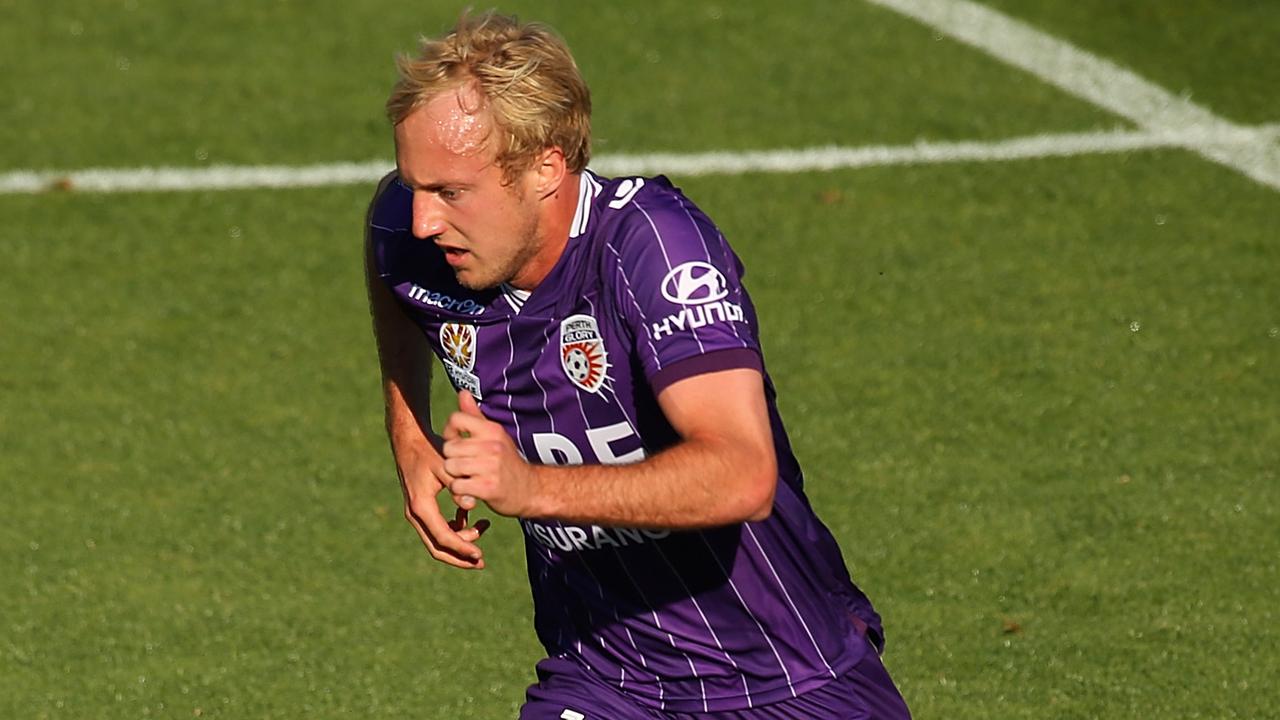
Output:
[440, 323, 482, 399]
[560, 314, 610, 394]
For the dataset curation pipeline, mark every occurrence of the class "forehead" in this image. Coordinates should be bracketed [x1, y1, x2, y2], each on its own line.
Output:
[394, 85, 498, 184]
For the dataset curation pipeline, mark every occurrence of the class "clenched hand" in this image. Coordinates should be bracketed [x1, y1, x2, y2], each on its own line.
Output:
[442, 391, 540, 518]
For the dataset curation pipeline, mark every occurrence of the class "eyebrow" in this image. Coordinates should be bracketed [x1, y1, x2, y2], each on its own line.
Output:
[395, 170, 472, 193]
[420, 180, 473, 192]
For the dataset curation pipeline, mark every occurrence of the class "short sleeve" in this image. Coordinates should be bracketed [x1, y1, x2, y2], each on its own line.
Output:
[605, 184, 762, 395]
[368, 174, 415, 286]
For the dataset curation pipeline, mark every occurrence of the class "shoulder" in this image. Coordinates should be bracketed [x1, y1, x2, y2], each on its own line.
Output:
[365, 171, 411, 278]
[588, 174, 728, 267]
[579, 174, 760, 386]
[364, 171, 457, 291]
[595, 174, 701, 239]
[367, 170, 412, 235]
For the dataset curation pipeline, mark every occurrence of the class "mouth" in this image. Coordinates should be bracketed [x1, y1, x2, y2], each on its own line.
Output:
[435, 241, 469, 267]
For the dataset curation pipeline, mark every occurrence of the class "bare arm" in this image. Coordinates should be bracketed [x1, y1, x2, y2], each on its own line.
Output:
[365, 176, 488, 567]
[442, 366, 777, 529]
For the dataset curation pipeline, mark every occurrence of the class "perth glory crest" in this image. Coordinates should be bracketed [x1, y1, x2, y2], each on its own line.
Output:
[560, 314, 610, 394]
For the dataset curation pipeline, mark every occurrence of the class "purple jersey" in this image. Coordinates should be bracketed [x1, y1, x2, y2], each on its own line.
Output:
[370, 171, 885, 712]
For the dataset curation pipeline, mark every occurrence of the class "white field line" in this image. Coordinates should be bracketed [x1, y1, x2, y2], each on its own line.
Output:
[865, 0, 1280, 192]
[2, 126, 1277, 195]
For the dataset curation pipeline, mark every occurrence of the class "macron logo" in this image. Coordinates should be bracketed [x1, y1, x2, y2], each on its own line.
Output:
[406, 284, 485, 316]
[660, 261, 728, 305]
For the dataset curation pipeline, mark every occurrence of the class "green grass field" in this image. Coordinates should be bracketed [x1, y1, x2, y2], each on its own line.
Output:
[3, 1, 1277, 718]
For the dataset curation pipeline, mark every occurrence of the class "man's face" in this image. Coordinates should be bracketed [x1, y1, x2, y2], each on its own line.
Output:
[394, 86, 542, 291]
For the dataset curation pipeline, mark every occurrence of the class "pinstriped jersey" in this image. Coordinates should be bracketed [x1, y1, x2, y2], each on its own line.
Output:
[369, 170, 883, 712]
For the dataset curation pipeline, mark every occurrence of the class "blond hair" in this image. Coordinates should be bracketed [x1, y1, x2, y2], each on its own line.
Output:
[387, 11, 592, 181]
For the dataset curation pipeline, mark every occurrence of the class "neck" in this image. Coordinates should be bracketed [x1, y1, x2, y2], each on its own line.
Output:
[508, 172, 582, 291]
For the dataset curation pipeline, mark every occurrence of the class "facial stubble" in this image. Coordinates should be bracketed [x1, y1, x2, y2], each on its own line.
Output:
[454, 185, 543, 292]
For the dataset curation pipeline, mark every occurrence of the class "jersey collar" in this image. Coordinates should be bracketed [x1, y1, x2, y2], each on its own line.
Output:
[569, 171, 604, 239]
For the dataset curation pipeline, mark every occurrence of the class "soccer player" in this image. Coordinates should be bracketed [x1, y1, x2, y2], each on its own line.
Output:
[366, 12, 911, 719]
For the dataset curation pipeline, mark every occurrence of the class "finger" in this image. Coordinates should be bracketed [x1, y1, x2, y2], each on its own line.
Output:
[447, 480, 478, 511]
[451, 492, 477, 511]
[448, 506, 469, 532]
[442, 418, 464, 442]
[445, 410, 491, 439]
[410, 498, 483, 562]
[406, 513, 482, 569]
[458, 390, 485, 418]
[443, 455, 486, 479]
[441, 437, 487, 460]
[456, 517, 492, 542]
[448, 475, 480, 503]
[422, 515, 480, 561]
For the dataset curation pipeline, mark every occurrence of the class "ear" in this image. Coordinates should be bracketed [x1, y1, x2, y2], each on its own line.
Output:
[533, 146, 568, 199]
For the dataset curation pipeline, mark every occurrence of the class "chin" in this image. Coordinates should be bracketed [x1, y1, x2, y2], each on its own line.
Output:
[454, 270, 499, 292]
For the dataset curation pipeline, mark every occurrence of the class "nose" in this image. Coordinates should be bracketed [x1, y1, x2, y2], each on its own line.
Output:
[411, 191, 447, 239]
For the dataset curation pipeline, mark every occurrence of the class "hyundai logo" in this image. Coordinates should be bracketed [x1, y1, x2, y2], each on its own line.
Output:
[660, 261, 729, 305]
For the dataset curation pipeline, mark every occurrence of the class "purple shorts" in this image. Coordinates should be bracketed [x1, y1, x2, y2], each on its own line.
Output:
[520, 638, 911, 720]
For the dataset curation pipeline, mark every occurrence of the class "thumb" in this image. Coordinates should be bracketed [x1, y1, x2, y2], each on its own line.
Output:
[458, 390, 484, 417]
